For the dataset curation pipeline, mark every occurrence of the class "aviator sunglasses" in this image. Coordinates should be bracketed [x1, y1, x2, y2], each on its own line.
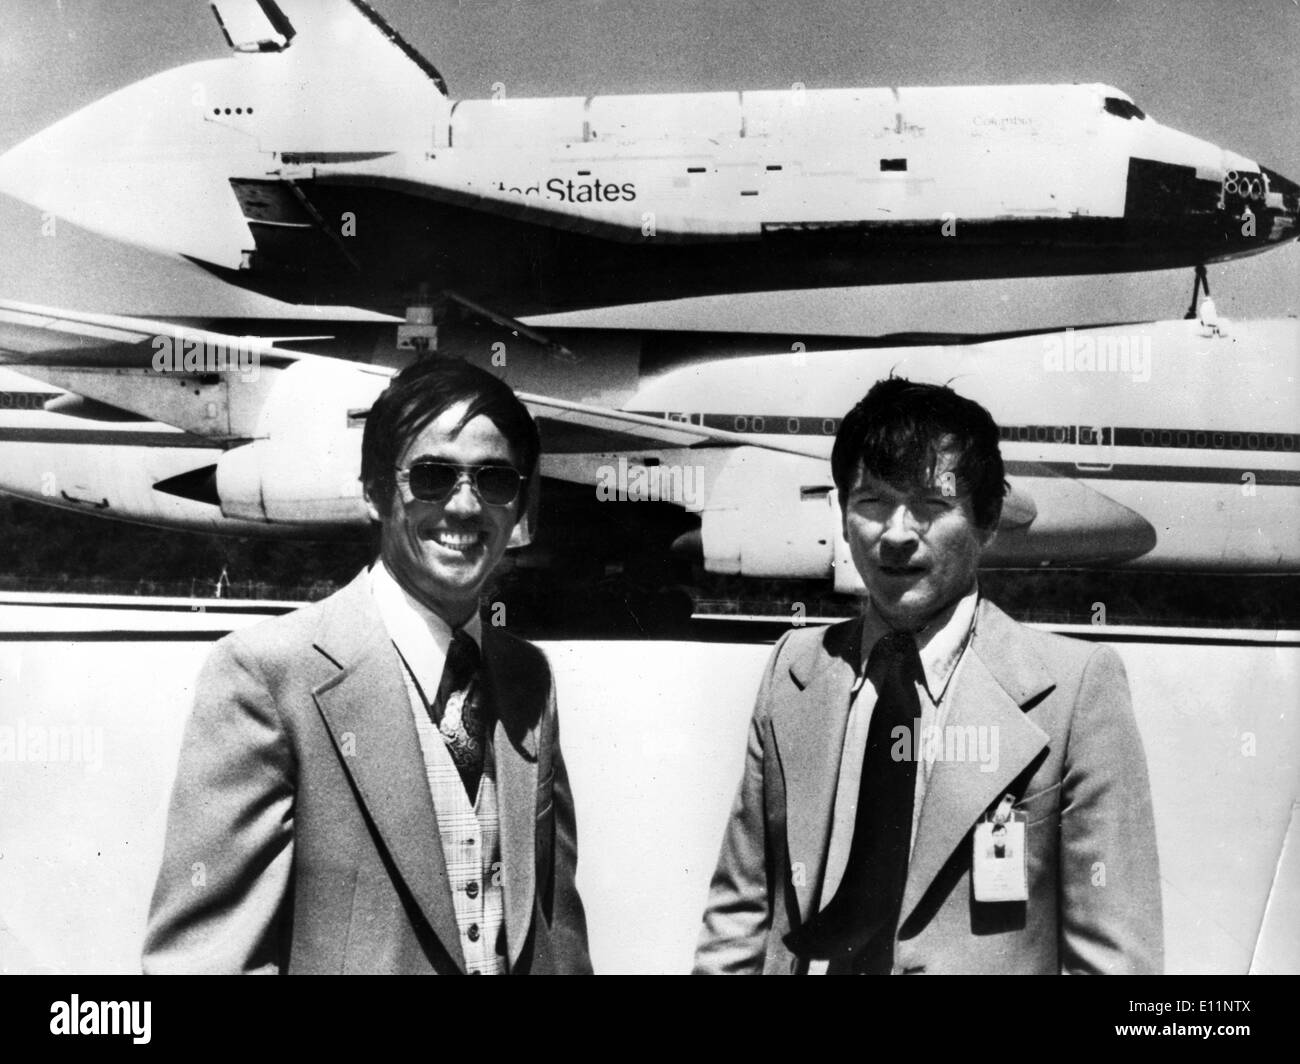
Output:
[397, 460, 524, 506]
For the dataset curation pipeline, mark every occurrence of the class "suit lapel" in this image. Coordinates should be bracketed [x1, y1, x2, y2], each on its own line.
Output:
[480, 628, 540, 971]
[899, 599, 1054, 926]
[771, 620, 862, 921]
[310, 572, 467, 973]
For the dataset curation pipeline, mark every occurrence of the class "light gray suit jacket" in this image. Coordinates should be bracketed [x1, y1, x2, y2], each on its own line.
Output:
[695, 598, 1163, 974]
[143, 570, 591, 974]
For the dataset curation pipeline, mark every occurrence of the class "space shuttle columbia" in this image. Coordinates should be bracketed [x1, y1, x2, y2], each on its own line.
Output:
[0, 0, 1297, 585]
[0, 0, 1295, 316]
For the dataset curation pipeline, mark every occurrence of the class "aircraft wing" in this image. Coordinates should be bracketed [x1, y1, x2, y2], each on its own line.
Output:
[0, 300, 315, 370]
[518, 392, 831, 460]
[1, 301, 1049, 536]
[518, 391, 1040, 532]
[1, 301, 824, 454]
[0, 302, 824, 455]
[0, 299, 387, 440]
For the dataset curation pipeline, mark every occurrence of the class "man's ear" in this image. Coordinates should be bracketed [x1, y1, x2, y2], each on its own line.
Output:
[363, 485, 387, 524]
[507, 469, 541, 549]
[978, 501, 1001, 548]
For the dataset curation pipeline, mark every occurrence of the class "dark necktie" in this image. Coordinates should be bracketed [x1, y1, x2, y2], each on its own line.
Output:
[785, 630, 924, 973]
[430, 629, 488, 797]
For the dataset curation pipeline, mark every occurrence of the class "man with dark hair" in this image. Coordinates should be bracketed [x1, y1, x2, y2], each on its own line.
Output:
[695, 377, 1162, 975]
[145, 358, 591, 974]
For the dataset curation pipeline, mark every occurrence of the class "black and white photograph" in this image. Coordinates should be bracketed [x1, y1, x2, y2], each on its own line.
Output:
[0, 0, 1295, 1003]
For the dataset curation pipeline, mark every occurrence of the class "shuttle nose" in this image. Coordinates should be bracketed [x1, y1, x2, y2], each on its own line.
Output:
[0, 91, 161, 249]
[0, 134, 39, 207]
[0, 65, 256, 270]
[0, 124, 75, 220]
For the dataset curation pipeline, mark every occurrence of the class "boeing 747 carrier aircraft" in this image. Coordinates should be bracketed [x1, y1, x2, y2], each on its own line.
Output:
[1, 302, 1294, 587]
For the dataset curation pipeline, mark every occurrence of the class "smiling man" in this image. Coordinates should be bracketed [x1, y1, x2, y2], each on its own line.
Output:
[144, 358, 591, 974]
[694, 377, 1162, 975]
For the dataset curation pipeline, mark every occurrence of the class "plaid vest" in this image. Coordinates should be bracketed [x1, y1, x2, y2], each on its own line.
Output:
[402, 664, 507, 974]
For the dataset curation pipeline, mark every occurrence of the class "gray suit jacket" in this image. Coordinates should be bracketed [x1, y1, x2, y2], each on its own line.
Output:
[144, 570, 591, 974]
[695, 598, 1163, 974]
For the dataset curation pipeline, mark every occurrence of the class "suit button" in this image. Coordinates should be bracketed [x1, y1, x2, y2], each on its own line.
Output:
[467, 923, 480, 942]
[466, 881, 480, 899]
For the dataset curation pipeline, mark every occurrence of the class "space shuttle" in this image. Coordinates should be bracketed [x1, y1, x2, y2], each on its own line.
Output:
[0, 0, 1295, 318]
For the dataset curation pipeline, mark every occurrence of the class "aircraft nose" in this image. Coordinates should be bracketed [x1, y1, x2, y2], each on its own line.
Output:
[1215, 148, 1300, 248]
[1260, 165, 1300, 241]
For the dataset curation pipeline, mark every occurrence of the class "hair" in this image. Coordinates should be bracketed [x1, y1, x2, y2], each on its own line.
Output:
[360, 357, 540, 517]
[831, 376, 1008, 530]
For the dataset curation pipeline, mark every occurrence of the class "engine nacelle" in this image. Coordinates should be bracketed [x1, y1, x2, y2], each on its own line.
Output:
[698, 447, 841, 580]
[216, 359, 390, 526]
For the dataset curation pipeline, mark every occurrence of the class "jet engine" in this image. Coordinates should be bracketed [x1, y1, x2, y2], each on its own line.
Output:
[696, 447, 842, 580]
[216, 359, 389, 526]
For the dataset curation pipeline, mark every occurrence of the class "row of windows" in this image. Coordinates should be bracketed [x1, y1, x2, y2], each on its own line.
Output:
[1000, 425, 1095, 445]
[647, 413, 1296, 452]
[5, 390, 1291, 455]
[0, 391, 56, 410]
[690, 413, 844, 436]
[998, 424, 1297, 452]
[1127, 428, 1295, 451]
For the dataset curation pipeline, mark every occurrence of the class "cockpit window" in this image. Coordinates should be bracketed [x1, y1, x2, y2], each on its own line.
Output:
[1104, 97, 1147, 120]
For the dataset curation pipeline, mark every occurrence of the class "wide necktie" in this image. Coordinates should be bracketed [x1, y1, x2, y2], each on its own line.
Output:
[786, 630, 924, 973]
[430, 629, 488, 797]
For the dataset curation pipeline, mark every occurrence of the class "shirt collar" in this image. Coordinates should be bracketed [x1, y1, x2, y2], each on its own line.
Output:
[369, 561, 482, 699]
[860, 584, 979, 703]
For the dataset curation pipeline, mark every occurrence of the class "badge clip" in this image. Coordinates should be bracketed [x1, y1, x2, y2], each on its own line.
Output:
[973, 792, 1029, 902]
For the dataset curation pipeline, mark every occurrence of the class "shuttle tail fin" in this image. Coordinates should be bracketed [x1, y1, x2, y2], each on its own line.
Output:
[209, 1, 297, 54]
[209, 0, 448, 95]
[343, 0, 449, 95]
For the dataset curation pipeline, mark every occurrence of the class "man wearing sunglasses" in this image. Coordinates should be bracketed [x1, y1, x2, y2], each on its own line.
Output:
[144, 358, 591, 974]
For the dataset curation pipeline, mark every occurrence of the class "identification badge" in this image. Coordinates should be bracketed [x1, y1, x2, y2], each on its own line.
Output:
[973, 793, 1028, 902]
